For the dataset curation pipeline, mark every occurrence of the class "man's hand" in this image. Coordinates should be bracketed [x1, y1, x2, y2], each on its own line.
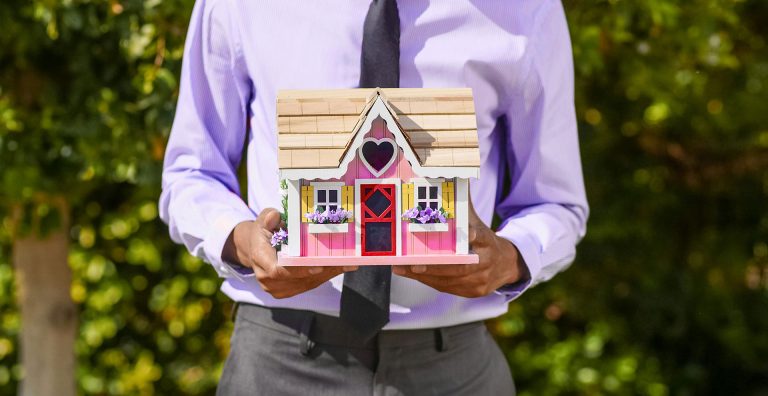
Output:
[223, 208, 357, 299]
[392, 201, 529, 298]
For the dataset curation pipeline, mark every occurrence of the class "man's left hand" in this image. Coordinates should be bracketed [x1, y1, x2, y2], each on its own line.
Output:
[393, 200, 529, 298]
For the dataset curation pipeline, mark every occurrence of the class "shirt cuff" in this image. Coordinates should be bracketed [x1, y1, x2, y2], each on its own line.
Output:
[203, 208, 257, 279]
[493, 219, 543, 301]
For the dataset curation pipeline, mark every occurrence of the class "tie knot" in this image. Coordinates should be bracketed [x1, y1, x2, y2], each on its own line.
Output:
[359, 0, 401, 89]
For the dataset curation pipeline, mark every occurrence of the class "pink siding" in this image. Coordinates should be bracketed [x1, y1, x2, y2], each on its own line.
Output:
[301, 223, 355, 257]
[411, 231, 427, 255]
[316, 233, 330, 257]
[404, 219, 456, 256]
[300, 117, 453, 258]
[426, 231, 441, 252]
[344, 225, 355, 256]
[343, 118, 415, 184]
[400, 221, 410, 256]
[443, 220, 457, 254]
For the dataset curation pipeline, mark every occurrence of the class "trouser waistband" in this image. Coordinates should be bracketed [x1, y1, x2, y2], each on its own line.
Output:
[233, 303, 483, 356]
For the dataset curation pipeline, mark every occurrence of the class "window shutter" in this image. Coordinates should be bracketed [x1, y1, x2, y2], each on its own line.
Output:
[402, 183, 414, 210]
[301, 185, 314, 223]
[441, 181, 454, 217]
[342, 185, 354, 221]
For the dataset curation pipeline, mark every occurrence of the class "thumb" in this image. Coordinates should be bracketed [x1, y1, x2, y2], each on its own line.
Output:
[467, 195, 491, 246]
[468, 220, 492, 247]
[258, 208, 283, 232]
[467, 193, 487, 230]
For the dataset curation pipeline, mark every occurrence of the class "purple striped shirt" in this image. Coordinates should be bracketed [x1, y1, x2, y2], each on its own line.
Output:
[160, 0, 588, 329]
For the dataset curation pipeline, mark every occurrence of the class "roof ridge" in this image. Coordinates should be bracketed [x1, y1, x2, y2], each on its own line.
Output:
[276, 88, 479, 170]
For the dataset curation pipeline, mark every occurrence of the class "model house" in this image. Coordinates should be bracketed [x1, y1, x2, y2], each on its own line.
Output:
[277, 88, 480, 266]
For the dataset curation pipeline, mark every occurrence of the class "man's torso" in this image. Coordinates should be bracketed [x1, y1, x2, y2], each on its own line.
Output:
[217, 0, 549, 328]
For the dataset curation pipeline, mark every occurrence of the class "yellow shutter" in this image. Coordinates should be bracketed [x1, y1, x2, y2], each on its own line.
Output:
[301, 185, 314, 222]
[441, 181, 454, 218]
[402, 183, 414, 210]
[342, 185, 354, 221]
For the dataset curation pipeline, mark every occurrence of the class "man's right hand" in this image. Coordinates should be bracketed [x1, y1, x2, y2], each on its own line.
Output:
[223, 208, 357, 299]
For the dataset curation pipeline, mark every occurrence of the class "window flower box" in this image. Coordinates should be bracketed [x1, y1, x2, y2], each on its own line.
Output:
[408, 223, 449, 233]
[308, 223, 350, 234]
[402, 206, 449, 224]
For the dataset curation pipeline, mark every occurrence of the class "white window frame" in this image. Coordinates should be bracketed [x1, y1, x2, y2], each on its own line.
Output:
[411, 178, 443, 211]
[310, 182, 344, 212]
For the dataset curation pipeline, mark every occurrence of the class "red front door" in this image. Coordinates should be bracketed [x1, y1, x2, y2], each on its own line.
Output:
[360, 184, 396, 256]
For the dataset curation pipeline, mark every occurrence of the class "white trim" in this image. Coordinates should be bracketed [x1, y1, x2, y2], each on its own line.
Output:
[282, 167, 479, 180]
[354, 178, 401, 256]
[408, 223, 449, 233]
[455, 178, 469, 254]
[310, 182, 342, 212]
[409, 177, 445, 183]
[286, 179, 301, 256]
[309, 182, 344, 188]
[279, 96, 480, 180]
[307, 223, 350, 234]
[358, 137, 397, 177]
[411, 178, 442, 211]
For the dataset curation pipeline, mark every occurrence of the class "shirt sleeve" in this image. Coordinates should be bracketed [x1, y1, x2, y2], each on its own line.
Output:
[159, 0, 256, 279]
[494, 1, 589, 299]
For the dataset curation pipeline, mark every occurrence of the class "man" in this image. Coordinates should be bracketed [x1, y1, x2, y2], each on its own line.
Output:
[160, 0, 588, 394]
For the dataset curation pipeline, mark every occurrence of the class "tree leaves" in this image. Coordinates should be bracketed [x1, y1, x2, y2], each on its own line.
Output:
[0, 0, 767, 394]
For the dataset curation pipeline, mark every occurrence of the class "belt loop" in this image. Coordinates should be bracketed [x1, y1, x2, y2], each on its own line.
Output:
[299, 313, 316, 356]
[230, 302, 240, 323]
[435, 328, 450, 352]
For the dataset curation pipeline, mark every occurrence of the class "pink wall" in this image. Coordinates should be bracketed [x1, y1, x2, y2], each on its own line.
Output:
[402, 219, 456, 256]
[301, 223, 356, 257]
[301, 117, 455, 257]
[342, 117, 415, 184]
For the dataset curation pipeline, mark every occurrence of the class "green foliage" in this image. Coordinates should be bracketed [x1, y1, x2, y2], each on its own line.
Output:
[0, 0, 767, 394]
[491, 0, 768, 395]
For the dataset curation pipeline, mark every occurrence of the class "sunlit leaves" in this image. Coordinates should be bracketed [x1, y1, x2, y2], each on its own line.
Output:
[491, 0, 768, 395]
[0, 0, 767, 394]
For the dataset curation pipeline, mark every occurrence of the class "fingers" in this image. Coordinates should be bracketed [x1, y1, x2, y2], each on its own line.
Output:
[248, 207, 358, 299]
[395, 272, 465, 288]
[393, 264, 476, 277]
[393, 268, 492, 298]
[246, 207, 283, 273]
[258, 263, 353, 280]
[282, 265, 357, 278]
[257, 207, 283, 232]
[257, 266, 349, 299]
[468, 221, 494, 248]
[467, 195, 494, 248]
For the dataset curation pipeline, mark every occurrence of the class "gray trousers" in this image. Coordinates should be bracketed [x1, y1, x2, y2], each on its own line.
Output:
[217, 304, 515, 396]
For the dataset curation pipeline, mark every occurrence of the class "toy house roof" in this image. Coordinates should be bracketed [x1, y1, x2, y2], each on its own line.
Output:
[276, 88, 480, 170]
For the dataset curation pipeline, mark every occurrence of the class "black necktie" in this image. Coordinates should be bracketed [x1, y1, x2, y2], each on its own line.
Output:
[340, 0, 400, 340]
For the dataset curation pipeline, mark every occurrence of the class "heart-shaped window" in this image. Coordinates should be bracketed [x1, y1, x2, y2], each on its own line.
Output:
[359, 138, 396, 177]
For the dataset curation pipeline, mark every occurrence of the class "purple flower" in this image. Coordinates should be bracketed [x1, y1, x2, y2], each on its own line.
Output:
[304, 207, 353, 224]
[270, 228, 288, 247]
[328, 210, 340, 223]
[403, 206, 448, 224]
[402, 207, 419, 220]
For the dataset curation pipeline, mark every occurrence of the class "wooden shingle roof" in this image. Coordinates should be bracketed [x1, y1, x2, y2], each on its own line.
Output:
[276, 88, 480, 169]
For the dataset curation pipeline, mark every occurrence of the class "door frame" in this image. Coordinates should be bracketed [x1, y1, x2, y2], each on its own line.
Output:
[355, 178, 401, 256]
[359, 183, 397, 256]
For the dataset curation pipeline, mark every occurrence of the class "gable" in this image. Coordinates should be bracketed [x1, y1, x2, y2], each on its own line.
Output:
[277, 88, 481, 179]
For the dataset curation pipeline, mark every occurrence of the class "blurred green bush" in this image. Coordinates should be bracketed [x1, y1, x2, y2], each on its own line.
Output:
[1, 0, 767, 394]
